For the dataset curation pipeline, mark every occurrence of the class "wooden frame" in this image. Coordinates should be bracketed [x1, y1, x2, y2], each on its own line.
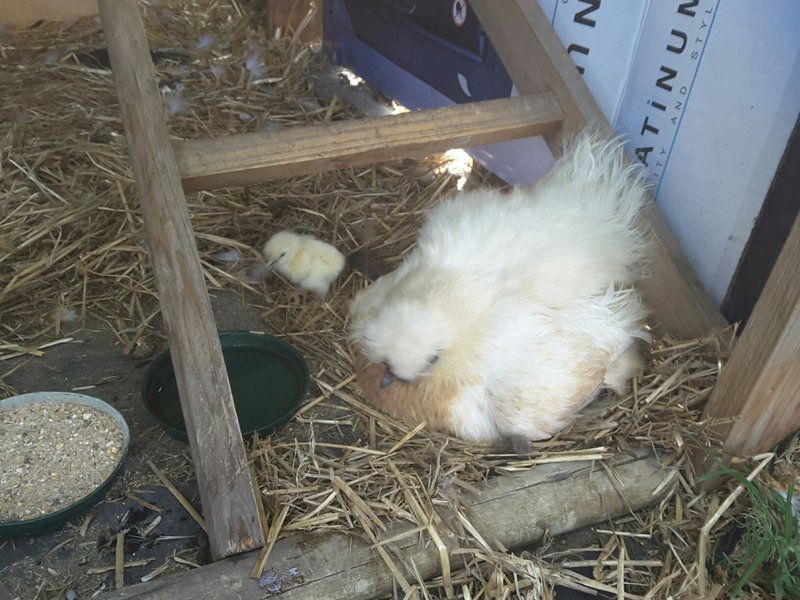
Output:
[0, 0, 97, 26]
[471, 0, 799, 474]
[267, 0, 323, 43]
[176, 93, 564, 191]
[97, 0, 571, 559]
[103, 451, 671, 600]
[95, 0, 731, 564]
[96, 0, 800, 585]
[469, 0, 728, 341]
[702, 211, 800, 457]
[98, 0, 264, 560]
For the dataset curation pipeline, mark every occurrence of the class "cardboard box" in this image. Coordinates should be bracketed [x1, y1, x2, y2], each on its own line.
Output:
[326, 0, 800, 305]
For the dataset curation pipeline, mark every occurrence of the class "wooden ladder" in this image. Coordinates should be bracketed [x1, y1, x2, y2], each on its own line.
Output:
[98, 0, 743, 559]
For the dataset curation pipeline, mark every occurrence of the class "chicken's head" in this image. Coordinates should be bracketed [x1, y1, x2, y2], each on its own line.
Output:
[263, 230, 301, 268]
[357, 299, 452, 388]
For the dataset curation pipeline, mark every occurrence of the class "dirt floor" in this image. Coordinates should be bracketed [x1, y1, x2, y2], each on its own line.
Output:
[0, 290, 257, 598]
[1, 286, 616, 600]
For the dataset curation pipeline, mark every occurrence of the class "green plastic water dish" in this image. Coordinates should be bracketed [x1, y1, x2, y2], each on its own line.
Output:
[141, 331, 309, 443]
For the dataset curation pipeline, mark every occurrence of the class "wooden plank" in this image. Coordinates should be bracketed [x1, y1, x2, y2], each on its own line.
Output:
[100, 450, 672, 600]
[175, 93, 564, 192]
[470, 1, 598, 145]
[638, 203, 730, 339]
[470, 0, 728, 340]
[98, 0, 265, 559]
[0, 0, 97, 26]
[267, 0, 322, 42]
[702, 214, 800, 456]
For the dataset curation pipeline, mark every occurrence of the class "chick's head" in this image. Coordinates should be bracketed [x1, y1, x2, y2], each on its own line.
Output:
[358, 299, 452, 388]
[263, 230, 301, 268]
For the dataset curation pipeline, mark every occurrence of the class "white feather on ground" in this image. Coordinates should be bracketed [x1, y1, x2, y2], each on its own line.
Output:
[212, 248, 242, 265]
[350, 129, 652, 445]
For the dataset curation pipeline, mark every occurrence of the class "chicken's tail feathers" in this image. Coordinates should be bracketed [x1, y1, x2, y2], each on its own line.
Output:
[599, 285, 652, 346]
[548, 126, 650, 230]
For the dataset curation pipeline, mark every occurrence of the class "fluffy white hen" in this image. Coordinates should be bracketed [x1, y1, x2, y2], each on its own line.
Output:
[263, 230, 345, 297]
[349, 130, 651, 446]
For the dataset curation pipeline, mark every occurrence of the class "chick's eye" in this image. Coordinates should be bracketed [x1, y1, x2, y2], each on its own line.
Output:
[428, 355, 439, 366]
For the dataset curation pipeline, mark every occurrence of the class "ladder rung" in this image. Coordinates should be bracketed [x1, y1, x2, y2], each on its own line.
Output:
[175, 92, 563, 192]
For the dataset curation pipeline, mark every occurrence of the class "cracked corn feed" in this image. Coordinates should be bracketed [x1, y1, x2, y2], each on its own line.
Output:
[0, 402, 125, 522]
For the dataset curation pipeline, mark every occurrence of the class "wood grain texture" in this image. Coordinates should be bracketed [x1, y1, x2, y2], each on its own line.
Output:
[98, 0, 264, 559]
[470, 0, 599, 145]
[175, 93, 564, 191]
[470, 0, 728, 340]
[0, 0, 97, 26]
[703, 214, 800, 456]
[100, 450, 672, 600]
[267, 0, 322, 42]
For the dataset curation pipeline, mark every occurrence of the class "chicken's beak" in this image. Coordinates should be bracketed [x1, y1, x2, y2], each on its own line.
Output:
[380, 369, 399, 389]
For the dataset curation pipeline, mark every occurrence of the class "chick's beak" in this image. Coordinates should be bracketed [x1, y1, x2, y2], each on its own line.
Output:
[380, 368, 399, 389]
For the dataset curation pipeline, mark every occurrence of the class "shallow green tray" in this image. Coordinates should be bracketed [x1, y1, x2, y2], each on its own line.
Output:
[0, 392, 130, 539]
[141, 331, 309, 443]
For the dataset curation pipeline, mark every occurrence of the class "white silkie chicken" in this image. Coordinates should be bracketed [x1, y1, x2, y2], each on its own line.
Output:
[349, 130, 651, 448]
[263, 230, 345, 298]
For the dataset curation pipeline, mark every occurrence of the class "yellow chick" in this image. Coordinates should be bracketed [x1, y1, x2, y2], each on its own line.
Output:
[262, 230, 345, 297]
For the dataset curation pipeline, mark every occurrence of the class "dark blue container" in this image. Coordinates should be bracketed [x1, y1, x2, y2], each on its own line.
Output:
[323, 0, 556, 185]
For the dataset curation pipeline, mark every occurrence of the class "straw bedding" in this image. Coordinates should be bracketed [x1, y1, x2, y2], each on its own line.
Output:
[1, 2, 795, 598]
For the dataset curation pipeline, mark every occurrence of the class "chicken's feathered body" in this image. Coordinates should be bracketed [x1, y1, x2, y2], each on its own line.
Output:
[350, 131, 651, 444]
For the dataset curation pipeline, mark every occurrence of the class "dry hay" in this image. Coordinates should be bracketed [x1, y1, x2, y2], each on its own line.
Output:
[251, 329, 737, 600]
[0, 0, 441, 361]
[1, 3, 795, 599]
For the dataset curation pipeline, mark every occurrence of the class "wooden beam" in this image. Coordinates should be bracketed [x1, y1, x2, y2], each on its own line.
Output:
[0, 0, 97, 26]
[98, 0, 265, 559]
[702, 215, 800, 456]
[101, 450, 672, 600]
[267, 0, 322, 43]
[470, 0, 728, 340]
[470, 1, 599, 145]
[175, 93, 564, 192]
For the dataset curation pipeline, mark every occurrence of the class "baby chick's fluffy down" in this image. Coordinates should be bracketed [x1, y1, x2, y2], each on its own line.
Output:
[349, 130, 651, 444]
[263, 230, 345, 297]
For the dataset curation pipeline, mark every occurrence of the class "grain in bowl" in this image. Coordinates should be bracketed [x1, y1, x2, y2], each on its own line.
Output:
[0, 393, 128, 524]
